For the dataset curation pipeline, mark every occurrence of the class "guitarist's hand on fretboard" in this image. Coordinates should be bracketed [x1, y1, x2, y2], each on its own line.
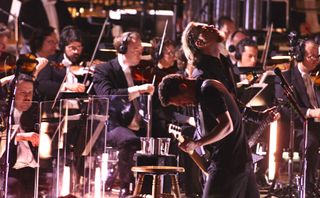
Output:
[262, 106, 281, 122]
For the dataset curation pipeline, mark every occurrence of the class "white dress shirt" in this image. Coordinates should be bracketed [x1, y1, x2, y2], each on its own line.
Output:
[13, 108, 38, 169]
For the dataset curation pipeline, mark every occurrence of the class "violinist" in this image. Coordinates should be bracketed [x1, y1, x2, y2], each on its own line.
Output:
[275, 38, 320, 195]
[29, 26, 59, 58]
[0, 74, 39, 198]
[93, 31, 154, 198]
[150, 38, 179, 138]
[36, 25, 85, 100]
[234, 38, 260, 85]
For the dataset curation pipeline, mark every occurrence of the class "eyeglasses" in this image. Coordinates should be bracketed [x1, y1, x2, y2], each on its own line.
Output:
[66, 45, 83, 51]
[46, 39, 58, 45]
[306, 55, 320, 61]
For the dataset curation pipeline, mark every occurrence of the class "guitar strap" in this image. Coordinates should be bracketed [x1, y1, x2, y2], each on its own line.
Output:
[193, 105, 206, 156]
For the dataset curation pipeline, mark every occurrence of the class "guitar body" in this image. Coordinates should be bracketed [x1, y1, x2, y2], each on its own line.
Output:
[168, 124, 209, 176]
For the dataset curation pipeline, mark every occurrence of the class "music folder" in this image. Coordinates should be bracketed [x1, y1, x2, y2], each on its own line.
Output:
[60, 92, 89, 99]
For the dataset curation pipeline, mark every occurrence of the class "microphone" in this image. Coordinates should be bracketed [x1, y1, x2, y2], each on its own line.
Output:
[274, 67, 294, 94]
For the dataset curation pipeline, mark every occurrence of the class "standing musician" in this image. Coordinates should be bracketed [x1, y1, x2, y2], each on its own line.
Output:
[93, 31, 154, 198]
[36, 25, 85, 101]
[182, 21, 277, 124]
[275, 38, 320, 196]
[158, 74, 259, 198]
[0, 74, 39, 198]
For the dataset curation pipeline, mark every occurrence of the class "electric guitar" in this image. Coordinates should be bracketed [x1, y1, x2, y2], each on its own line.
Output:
[168, 124, 209, 176]
[248, 106, 280, 163]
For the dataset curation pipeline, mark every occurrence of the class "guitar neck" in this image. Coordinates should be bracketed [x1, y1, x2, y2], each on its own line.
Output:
[168, 124, 208, 176]
[248, 115, 272, 148]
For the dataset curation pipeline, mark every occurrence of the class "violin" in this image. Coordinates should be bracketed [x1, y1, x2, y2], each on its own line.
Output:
[131, 59, 155, 85]
[310, 70, 320, 86]
[0, 53, 38, 74]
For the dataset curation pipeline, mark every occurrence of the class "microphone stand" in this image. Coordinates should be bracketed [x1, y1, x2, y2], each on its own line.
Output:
[1, 60, 22, 198]
[276, 69, 307, 198]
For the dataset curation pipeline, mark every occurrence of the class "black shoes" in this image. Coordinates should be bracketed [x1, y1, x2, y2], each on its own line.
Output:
[119, 188, 132, 198]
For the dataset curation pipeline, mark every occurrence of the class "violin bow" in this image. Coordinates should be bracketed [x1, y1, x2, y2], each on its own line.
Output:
[83, 17, 110, 84]
[156, 19, 168, 63]
[260, 23, 273, 71]
[146, 20, 168, 138]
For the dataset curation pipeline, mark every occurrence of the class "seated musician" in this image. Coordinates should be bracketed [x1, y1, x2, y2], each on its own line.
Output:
[234, 38, 261, 85]
[36, 25, 85, 101]
[29, 26, 59, 58]
[275, 38, 320, 195]
[150, 38, 179, 138]
[93, 31, 154, 198]
[0, 74, 39, 198]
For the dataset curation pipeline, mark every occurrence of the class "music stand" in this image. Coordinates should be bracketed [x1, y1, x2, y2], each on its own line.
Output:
[240, 83, 268, 108]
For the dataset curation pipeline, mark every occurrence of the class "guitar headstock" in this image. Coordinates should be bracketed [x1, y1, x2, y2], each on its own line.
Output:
[168, 124, 182, 139]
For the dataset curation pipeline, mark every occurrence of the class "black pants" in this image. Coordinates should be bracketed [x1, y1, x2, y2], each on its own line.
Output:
[8, 167, 35, 198]
[107, 126, 141, 188]
[203, 164, 259, 198]
[298, 131, 319, 190]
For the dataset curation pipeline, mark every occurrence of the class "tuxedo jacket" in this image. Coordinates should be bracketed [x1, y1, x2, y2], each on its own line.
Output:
[93, 58, 136, 128]
[36, 53, 66, 100]
[19, 0, 73, 39]
[275, 65, 320, 135]
[0, 104, 39, 168]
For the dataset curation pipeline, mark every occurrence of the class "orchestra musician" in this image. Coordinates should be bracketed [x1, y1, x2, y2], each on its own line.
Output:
[234, 38, 260, 85]
[275, 38, 320, 196]
[226, 30, 249, 65]
[29, 26, 59, 58]
[36, 25, 85, 101]
[150, 38, 179, 138]
[158, 74, 260, 198]
[0, 74, 39, 198]
[19, 0, 73, 40]
[217, 16, 236, 56]
[93, 31, 154, 198]
[235, 38, 259, 68]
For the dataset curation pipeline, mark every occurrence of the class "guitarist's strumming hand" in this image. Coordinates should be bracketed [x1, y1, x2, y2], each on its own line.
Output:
[179, 137, 200, 153]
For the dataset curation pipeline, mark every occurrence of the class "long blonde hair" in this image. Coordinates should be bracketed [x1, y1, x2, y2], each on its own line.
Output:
[181, 22, 203, 66]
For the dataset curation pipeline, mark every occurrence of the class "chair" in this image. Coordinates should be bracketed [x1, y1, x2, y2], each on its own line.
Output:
[131, 166, 185, 198]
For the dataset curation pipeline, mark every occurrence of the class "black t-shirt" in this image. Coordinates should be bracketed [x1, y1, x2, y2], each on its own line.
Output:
[193, 54, 237, 96]
[197, 79, 251, 173]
